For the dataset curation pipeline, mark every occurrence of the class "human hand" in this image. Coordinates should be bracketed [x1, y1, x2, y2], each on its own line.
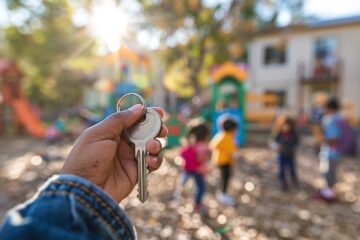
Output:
[61, 104, 167, 202]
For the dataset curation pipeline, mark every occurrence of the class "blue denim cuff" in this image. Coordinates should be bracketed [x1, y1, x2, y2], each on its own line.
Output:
[37, 174, 136, 239]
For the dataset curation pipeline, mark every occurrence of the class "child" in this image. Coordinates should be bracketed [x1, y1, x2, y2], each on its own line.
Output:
[318, 98, 343, 201]
[175, 119, 210, 213]
[210, 117, 239, 205]
[275, 117, 299, 190]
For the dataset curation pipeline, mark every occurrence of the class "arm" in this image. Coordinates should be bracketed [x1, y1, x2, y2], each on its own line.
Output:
[0, 104, 168, 240]
[209, 134, 222, 150]
[229, 140, 241, 160]
[0, 175, 135, 240]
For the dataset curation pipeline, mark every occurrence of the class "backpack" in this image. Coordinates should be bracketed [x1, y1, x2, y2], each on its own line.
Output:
[180, 146, 199, 172]
[336, 118, 357, 154]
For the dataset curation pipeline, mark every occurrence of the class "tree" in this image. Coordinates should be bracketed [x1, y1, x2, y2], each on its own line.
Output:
[255, 0, 304, 29]
[2, 0, 97, 112]
[138, 0, 304, 98]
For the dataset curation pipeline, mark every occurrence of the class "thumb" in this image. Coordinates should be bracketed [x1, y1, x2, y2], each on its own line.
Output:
[90, 104, 144, 137]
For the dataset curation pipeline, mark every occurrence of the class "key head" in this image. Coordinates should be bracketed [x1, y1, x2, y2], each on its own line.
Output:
[126, 108, 162, 145]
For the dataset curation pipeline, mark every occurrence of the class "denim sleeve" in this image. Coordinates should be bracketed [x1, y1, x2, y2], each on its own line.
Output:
[0, 175, 136, 240]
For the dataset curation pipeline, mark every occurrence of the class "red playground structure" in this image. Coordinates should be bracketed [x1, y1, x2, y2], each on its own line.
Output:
[0, 59, 45, 137]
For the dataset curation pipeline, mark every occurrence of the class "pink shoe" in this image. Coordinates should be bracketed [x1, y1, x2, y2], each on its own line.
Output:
[314, 191, 337, 204]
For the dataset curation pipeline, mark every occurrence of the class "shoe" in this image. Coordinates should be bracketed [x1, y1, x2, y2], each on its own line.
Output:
[194, 204, 208, 216]
[216, 192, 235, 205]
[320, 188, 335, 199]
[314, 191, 337, 204]
[292, 178, 299, 188]
[281, 181, 289, 191]
[319, 188, 337, 203]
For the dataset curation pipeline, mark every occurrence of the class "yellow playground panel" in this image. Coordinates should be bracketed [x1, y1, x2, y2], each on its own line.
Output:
[245, 93, 280, 123]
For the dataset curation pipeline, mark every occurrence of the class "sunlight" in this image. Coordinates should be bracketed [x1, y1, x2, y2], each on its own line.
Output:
[90, 1, 127, 53]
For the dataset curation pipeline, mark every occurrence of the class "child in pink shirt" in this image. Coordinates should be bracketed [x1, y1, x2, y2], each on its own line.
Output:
[175, 119, 210, 213]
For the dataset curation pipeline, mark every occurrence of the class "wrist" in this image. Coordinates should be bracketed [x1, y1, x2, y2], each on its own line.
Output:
[36, 175, 136, 238]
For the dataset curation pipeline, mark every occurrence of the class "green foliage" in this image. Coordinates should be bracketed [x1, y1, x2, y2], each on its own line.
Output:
[139, 0, 304, 97]
[139, 0, 250, 96]
[256, 0, 305, 29]
[2, 0, 97, 112]
[164, 59, 192, 98]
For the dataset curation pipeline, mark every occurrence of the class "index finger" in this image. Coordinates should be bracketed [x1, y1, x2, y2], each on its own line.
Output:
[88, 104, 144, 138]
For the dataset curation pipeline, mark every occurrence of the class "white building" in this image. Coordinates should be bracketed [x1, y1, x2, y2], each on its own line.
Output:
[248, 16, 360, 120]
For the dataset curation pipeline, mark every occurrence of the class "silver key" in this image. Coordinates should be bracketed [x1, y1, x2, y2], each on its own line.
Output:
[125, 108, 162, 203]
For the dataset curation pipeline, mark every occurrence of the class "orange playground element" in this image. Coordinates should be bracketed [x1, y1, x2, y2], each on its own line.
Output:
[11, 98, 45, 138]
[0, 59, 45, 137]
[212, 62, 247, 83]
[245, 93, 280, 123]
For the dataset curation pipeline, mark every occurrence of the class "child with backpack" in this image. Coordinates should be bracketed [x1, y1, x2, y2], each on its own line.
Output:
[274, 117, 299, 191]
[175, 119, 210, 213]
[318, 98, 356, 202]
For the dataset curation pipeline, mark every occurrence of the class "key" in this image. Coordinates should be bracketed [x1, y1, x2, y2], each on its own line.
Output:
[125, 108, 162, 203]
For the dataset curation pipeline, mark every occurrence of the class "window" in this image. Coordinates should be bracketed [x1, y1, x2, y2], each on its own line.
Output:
[263, 42, 287, 65]
[313, 37, 338, 78]
[315, 37, 338, 68]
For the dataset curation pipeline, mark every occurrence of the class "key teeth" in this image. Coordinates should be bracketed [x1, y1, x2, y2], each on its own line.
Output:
[137, 196, 146, 203]
[137, 163, 149, 203]
[136, 195, 149, 203]
[137, 186, 149, 203]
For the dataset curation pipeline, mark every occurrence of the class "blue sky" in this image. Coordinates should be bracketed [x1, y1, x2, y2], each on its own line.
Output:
[304, 0, 360, 19]
[1, 0, 360, 27]
[204, 0, 360, 25]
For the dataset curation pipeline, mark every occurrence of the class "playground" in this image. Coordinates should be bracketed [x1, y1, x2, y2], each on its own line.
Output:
[0, 57, 359, 239]
[1, 1, 360, 239]
[0, 136, 359, 239]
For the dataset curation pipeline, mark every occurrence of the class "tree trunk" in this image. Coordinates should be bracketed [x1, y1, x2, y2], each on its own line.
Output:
[187, 35, 207, 96]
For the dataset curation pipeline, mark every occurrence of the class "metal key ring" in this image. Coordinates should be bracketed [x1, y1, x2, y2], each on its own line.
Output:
[116, 93, 147, 118]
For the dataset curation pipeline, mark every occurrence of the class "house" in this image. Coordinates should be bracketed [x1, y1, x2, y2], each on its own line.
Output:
[248, 15, 360, 121]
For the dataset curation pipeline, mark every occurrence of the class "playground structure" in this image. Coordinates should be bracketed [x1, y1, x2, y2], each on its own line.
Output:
[0, 59, 45, 138]
[165, 113, 187, 148]
[210, 62, 247, 145]
[84, 45, 152, 119]
[165, 62, 281, 147]
[210, 63, 281, 134]
[245, 93, 280, 123]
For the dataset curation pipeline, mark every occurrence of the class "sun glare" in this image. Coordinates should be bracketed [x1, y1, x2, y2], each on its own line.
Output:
[90, 1, 127, 53]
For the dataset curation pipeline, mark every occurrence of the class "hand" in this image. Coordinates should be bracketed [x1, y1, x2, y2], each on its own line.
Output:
[61, 104, 168, 202]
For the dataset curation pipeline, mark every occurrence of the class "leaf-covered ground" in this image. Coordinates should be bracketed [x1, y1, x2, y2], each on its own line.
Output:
[0, 137, 359, 239]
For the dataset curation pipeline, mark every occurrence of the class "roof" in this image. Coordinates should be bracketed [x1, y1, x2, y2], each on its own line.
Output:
[308, 15, 360, 28]
[255, 15, 360, 37]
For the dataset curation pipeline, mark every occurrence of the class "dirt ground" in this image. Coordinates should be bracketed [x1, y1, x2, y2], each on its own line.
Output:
[0, 136, 359, 239]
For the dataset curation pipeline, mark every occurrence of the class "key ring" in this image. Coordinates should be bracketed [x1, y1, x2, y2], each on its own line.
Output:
[116, 93, 147, 117]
